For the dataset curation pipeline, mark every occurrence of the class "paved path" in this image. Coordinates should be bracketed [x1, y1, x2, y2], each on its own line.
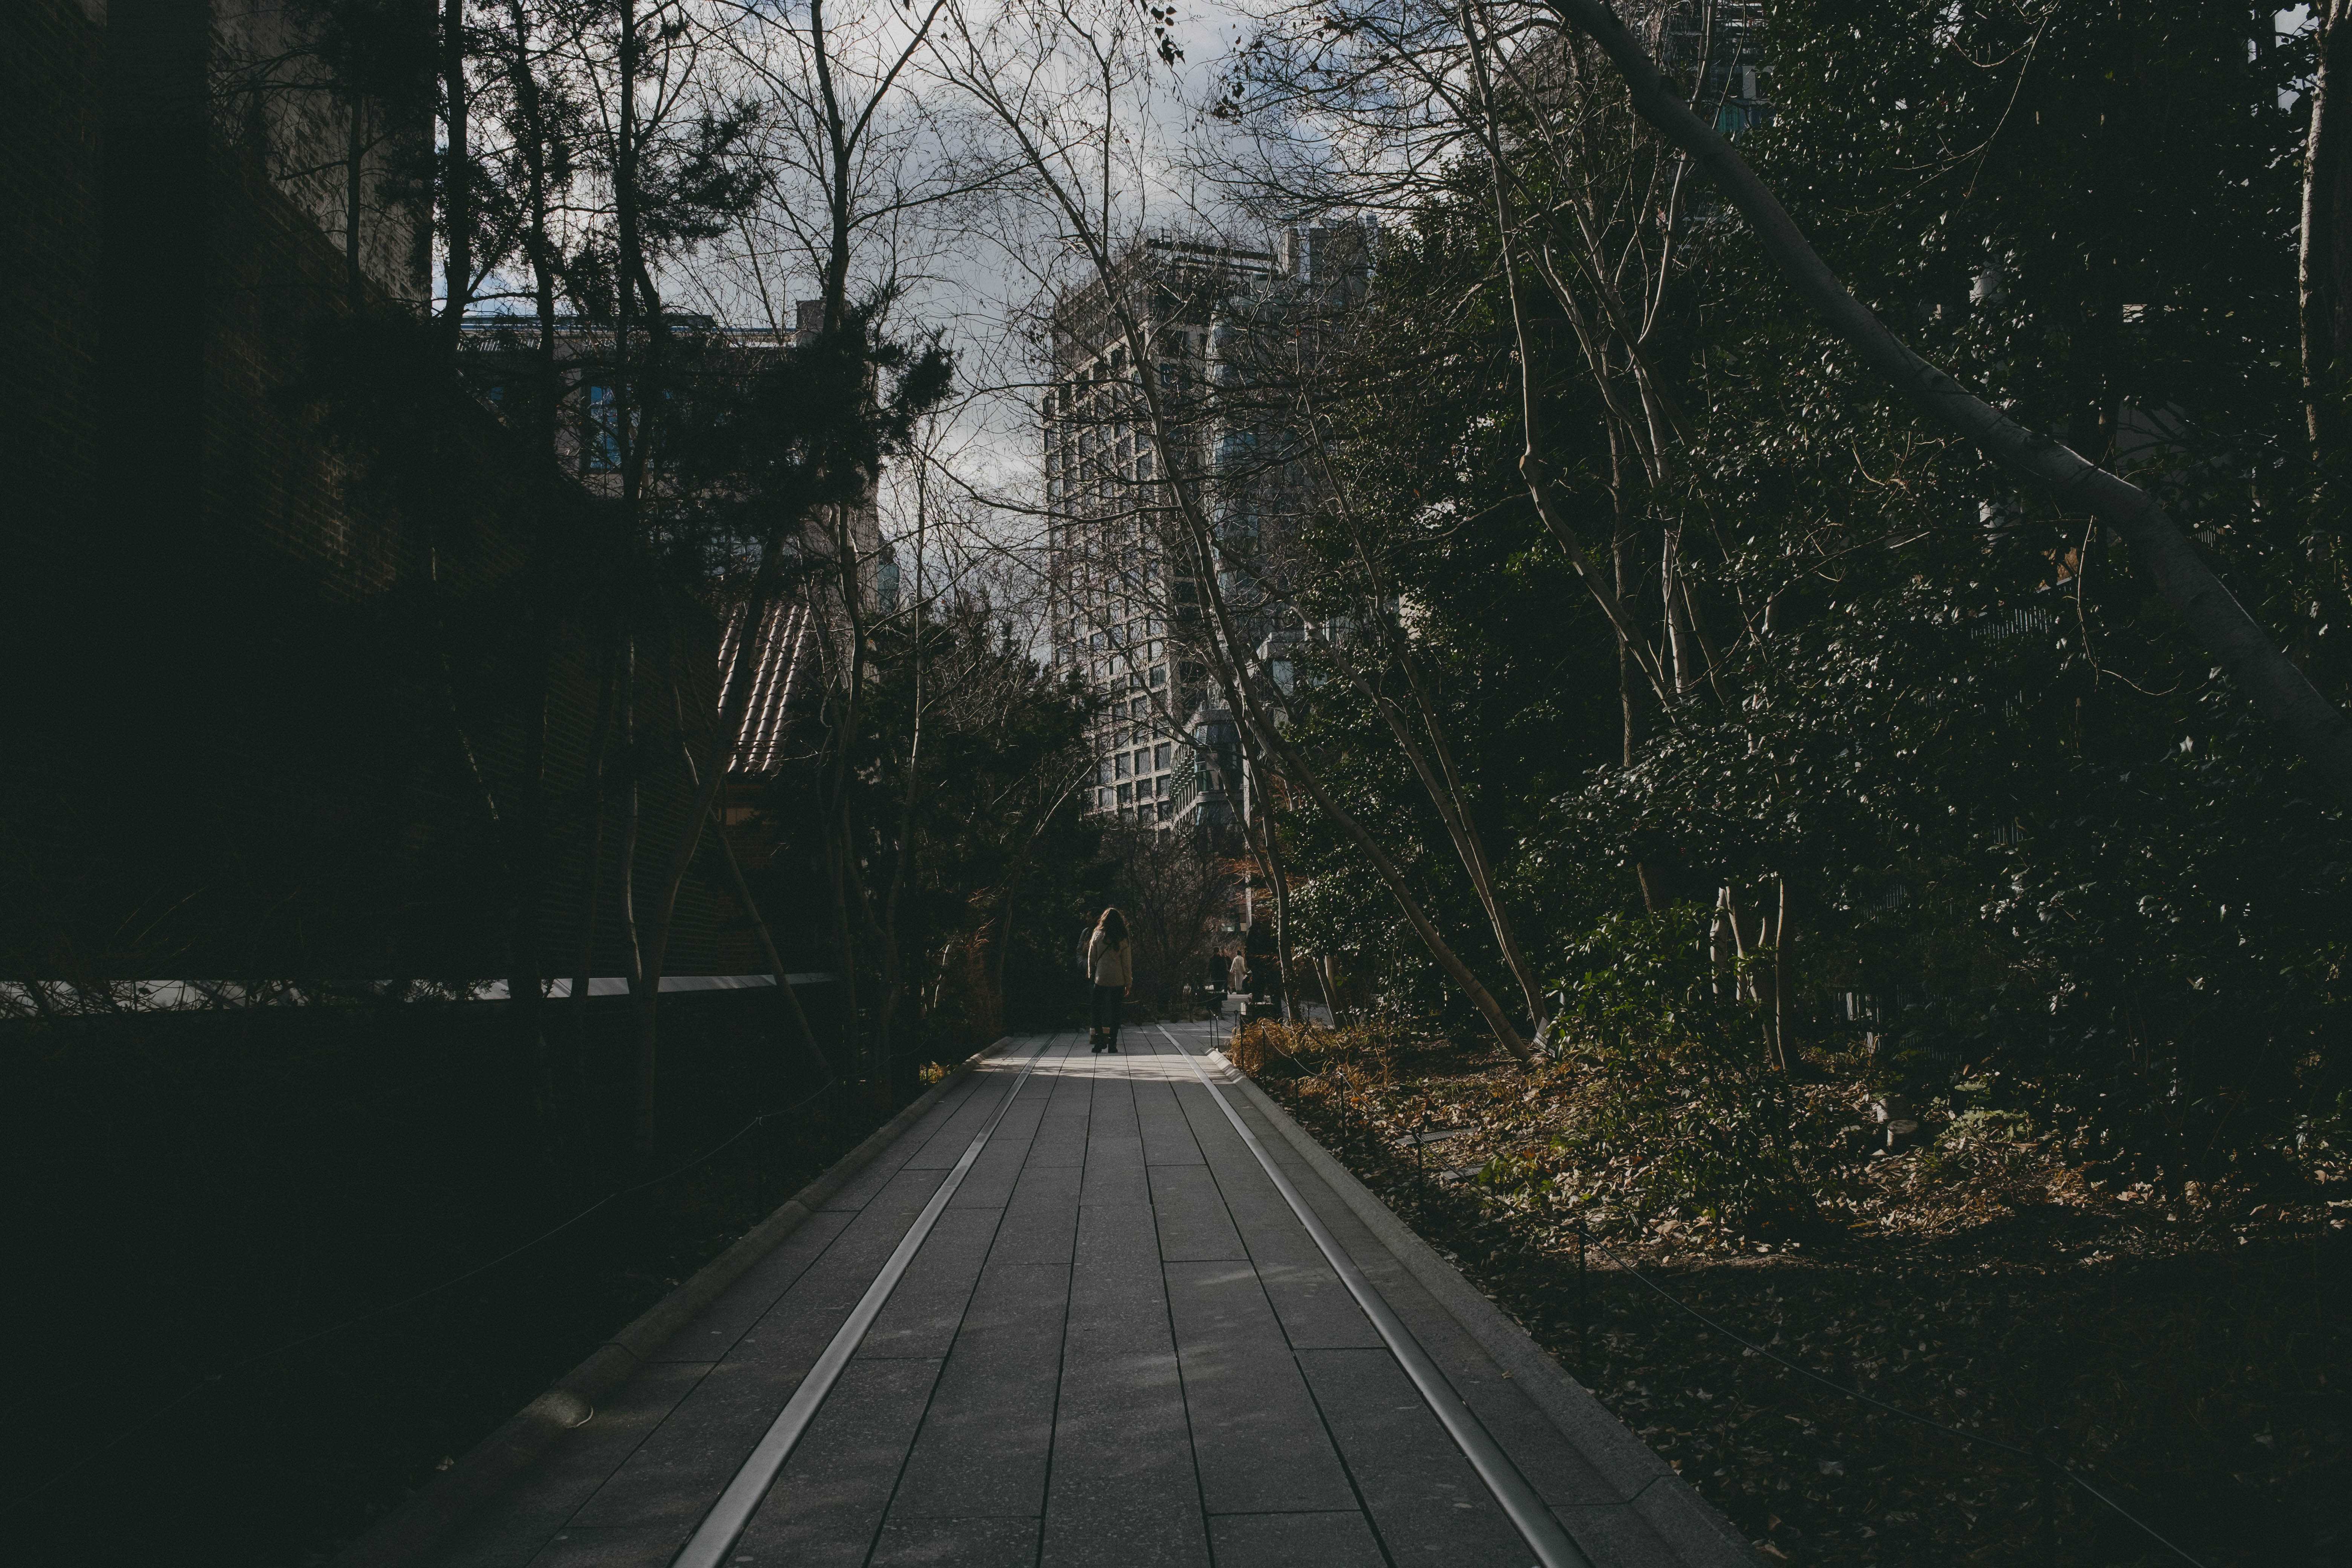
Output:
[413, 1025, 1753, 1568]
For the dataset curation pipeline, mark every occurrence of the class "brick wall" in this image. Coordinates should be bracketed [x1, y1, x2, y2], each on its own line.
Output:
[211, 0, 430, 305]
[3, 0, 112, 980]
[3, 0, 105, 593]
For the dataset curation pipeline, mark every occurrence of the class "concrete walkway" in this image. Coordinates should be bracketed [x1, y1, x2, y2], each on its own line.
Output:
[408, 1025, 1756, 1568]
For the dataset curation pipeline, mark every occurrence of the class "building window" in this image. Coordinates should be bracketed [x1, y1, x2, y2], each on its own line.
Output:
[1118, 783, 1134, 805]
[1156, 800, 1173, 822]
[1150, 664, 1166, 688]
[586, 384, 622, 471]
[1115, 753, 1129, 779]
[1155, 743, 1171, 769]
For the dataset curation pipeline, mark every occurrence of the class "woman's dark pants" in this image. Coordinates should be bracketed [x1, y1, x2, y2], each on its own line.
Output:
[1090, 984, 1123, 1048]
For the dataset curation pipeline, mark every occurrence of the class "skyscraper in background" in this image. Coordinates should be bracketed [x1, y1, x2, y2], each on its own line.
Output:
[1043, 225, 1372, 830]
[1044, 235, 1270, 826]
[1653, 0, 1771, 135]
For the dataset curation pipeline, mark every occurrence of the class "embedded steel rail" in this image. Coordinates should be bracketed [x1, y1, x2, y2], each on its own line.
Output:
[669, 1040, 1049, 1568]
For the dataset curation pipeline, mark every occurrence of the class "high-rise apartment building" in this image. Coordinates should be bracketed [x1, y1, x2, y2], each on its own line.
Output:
[1044, 236, 1272, 825]
[1043, 227, 1370, 829]
[1652, 0, 1770, 134]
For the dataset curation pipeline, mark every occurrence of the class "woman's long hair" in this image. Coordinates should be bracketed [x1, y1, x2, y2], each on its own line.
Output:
[1095, 906, 1129, 945]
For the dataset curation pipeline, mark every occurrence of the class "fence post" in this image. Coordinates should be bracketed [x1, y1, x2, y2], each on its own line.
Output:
[1576, 1212, 1589, 1373]
[1415, 1101, 1428, 1201]
[2036, 1424, 2060, 1550]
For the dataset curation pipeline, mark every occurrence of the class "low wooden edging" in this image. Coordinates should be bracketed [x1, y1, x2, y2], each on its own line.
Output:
[1212, 1050, 1766, 1568]
[331, 1040, 1013, 1568]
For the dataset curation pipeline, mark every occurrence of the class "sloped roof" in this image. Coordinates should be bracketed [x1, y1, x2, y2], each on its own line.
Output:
[720, 596, 820, 776]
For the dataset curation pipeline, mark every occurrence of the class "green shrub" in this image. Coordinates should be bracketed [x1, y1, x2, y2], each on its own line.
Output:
[1523, 908, 1859, 1232]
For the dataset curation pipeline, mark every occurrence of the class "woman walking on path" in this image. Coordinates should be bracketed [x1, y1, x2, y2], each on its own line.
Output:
[1087, 908, 1133, 1053]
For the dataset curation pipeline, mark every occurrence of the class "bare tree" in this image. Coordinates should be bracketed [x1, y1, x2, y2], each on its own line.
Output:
[933, 0, 1539, 1060]
[1104, 821, 1232, 1015]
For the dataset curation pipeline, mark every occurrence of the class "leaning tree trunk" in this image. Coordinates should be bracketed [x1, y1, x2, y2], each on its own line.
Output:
[344, 100, 365, 308]
[2303, 0, 2352, 463]
[703, 793, 833, 1078]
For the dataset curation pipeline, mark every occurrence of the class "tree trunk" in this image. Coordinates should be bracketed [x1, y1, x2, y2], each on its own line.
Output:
[617, 636, 648, 1146]
[612, 0, 665, 1153]
[572, 638, 617, 1018]
[508, 23, 568, 1121]
[1611, 454, 1667, 914]
[871, 581, 926, 1097]
[1771, 873, 1793, 1073]
[2303, 0, 2352, 459]
[344, 99, 364, 308]
[440, 0, 469, 344]
[1224, 714, 1298, 1024]
[701, 790, 831, 1077]
[1662, 527, 1698, 697]
[1259, 766, 1298, 1024]
[509, 638, 550, 1111]
[815, 505, 888, 1086]
[1709, 887, 1733, 1000]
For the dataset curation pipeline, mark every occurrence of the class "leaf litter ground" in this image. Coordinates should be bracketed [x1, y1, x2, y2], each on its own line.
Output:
[1228, 1023, 2349, 1567]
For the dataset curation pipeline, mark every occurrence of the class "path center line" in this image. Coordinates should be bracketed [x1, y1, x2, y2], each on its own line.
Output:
[1158, 1023, 1591, 1568]
[671, 1039, 1052, 1568]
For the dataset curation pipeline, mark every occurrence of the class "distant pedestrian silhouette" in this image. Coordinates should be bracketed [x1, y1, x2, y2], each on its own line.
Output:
[1086, 908, 1132, 1053]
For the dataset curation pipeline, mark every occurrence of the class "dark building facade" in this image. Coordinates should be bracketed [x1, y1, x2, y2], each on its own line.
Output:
[3, 0, 756, 983]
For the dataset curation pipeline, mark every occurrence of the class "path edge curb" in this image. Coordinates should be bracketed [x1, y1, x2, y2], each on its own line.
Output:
[1212, 1047, 1765, 1568]
[330, 1038, 1013, 1568]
